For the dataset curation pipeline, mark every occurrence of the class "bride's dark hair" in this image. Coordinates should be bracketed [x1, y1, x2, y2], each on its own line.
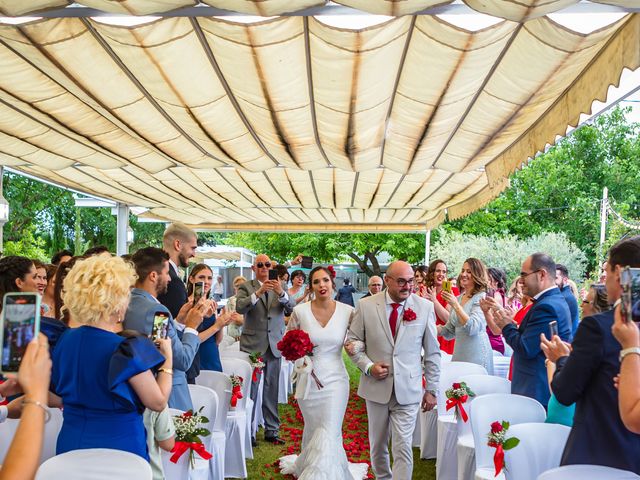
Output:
[308, 266, 336, 291]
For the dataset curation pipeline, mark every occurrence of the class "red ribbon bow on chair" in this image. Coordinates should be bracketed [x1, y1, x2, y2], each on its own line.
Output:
[252, 368, 259, 383]
[488, 441, 505, 476]
[231, 385, 243, 407]
[445, 395, 469, 422]
[169, 441, 213, 464]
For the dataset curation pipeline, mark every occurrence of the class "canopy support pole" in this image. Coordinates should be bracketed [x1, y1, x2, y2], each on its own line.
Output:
[425, 229, 431, 266]
[116, 203, 129, 256]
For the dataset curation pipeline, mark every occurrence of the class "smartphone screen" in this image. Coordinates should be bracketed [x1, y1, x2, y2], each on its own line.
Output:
[268, 269, 279, 281]
[301, 256, 313, 269]
[150, 312, 169, 343]
[621, 267, 640, 323]
[548, 320, 558, 339]
[1, 293, 41, 374]
[193, 281, 205, 305]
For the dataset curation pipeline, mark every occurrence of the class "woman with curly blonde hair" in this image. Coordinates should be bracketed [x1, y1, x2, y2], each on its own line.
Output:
[51, 255, 173, 460]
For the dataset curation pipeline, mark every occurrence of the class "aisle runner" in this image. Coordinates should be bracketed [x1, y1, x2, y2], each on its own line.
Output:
[261, 388, 374, 479]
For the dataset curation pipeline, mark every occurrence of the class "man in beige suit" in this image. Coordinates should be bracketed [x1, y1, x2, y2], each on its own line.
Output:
[347, 261, 440, 480]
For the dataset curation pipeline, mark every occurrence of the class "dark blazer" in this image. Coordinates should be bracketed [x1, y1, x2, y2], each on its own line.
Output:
[123, 288, 200, 411]
[502, 287, 571, 407]
[551, 309, 640, 473]
[560, 285, 580, 336]
[235, 279, 294, 357]
[157, 264, 188, 319]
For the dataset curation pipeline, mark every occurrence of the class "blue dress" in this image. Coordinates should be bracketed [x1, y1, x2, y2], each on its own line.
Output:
[51, 326, 164, 460]
[199, 315, 222, 371]
[40, 316, 68, 351]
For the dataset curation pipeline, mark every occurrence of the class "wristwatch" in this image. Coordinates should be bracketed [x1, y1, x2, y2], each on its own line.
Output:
[619, 347, 640, 362]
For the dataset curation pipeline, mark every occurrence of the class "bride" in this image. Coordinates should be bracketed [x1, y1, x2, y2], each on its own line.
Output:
[279, 266, 368, 480]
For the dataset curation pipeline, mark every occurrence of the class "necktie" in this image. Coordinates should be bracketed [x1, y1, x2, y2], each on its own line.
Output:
[389, 303, 400, 338]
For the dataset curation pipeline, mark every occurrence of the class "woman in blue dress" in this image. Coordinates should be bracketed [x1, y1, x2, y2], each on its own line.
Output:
[185, 264, 233, 381]
[50, 255, 173, 460]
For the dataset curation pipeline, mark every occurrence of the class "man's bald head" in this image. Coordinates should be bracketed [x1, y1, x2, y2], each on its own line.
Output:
[252, 254, 272, 282]
[384, 261, 414, 302]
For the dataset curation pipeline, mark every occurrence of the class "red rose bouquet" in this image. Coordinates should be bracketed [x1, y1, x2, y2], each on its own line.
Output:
[445, 381, 475, 422]
[249, 352, 265, 383]
[230, 374, 243, 407]
[277, 329, 323, 390]
[171, 408, 212, 468]
[487, 420, 520, 476]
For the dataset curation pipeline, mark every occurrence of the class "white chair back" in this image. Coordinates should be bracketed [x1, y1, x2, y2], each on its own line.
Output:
[456, 374, 511, 436]
[36, 448, 152, 479]
[221, 358, 252, 410]
[504, 422, 570, 480]
[470, 393, 546, 471]
[0, 406, 63, 465]
[196, 370, 231, 432]
[441, 352, 453, 363]
[437, 361, 488, 414]
[219, 335, 236, 348]
[537, 465, 640, 480]
[188, 384, 218, 434]
[220, 350, 251, 363]
[161, 408, 190, 480]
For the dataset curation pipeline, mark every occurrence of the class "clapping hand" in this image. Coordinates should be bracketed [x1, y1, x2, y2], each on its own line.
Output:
[425, 286, 437, 303]
[540, 333, 572, 363]
[493, 307, 515, 330]
[479, 296, 499, 314]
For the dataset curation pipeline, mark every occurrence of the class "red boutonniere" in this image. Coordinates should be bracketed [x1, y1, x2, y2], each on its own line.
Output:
[403, 308, 417, 322]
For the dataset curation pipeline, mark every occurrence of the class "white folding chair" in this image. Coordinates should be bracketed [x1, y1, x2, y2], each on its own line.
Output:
[470, 394, 546, 480]
[279, 359, 292, 404]
[420, 351, 453, 459]
[196, 371, 231, 480]
[221, 357, 253, 459]
[436, 362, 488, 480]
[220, 350, 250, 362]
[492, 350, 512, 379]
[188, 385, 218, 480]
[0, 406, 63, 465]
[503, 423, 570, 480]
[36, 448, 152, 479]
[456, 375, 511, 480]
[537, 465, 640, 480]
[161, 408, 191, 480]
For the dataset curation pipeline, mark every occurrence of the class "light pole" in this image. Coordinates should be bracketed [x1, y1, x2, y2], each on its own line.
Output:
[0, 167, 10, 253]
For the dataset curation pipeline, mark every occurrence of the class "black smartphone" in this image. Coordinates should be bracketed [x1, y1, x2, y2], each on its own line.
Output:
[548, 320, 558, 339]
[621, 267, 640, 323]
[193, 281, 205, 305]
[1, 293, 41, 375]
[301, 256, 313, 269]
[150, 312, 169, 343]
[268, 269, 279, 281]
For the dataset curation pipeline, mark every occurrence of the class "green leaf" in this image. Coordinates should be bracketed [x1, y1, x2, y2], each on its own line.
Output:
[503, 437, 520, 450]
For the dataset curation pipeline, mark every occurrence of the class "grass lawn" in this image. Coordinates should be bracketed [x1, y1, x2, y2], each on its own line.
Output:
[246, 353, 436, 479]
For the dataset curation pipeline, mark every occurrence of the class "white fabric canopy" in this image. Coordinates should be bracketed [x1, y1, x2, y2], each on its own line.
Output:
[0, 10, 638, 231]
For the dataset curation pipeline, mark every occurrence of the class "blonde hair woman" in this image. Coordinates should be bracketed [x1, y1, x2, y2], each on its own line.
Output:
[51, 256, 173, 460]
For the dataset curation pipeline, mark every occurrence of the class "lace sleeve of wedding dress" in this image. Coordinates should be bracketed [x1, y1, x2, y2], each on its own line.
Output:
[287, 309, 301, 331]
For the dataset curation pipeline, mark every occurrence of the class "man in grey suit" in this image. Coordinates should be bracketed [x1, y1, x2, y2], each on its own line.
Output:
[124, 247, 205, 411]
[236, 254, 295, 445]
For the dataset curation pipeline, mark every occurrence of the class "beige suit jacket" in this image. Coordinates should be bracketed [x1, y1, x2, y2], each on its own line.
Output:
[347, 292, 440, 405]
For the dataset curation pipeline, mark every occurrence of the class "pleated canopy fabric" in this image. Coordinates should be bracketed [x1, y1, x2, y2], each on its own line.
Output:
[0, 0, 639, 21]
[0, 11, 638, 232]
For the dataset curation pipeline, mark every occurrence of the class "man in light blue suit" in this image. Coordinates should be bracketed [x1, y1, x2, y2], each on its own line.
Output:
[494, 252, 572, 408]
[124, 247, 204, 411]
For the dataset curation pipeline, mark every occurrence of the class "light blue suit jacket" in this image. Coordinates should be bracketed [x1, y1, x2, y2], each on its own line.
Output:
[123, 288, 200, 411]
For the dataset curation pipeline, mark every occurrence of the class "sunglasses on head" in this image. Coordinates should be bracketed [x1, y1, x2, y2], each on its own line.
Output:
[256, 262, 272, 269]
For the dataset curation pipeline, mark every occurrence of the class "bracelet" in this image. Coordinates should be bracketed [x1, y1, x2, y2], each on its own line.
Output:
[158, 368, 173, 376]
[22, 398, 51, 423]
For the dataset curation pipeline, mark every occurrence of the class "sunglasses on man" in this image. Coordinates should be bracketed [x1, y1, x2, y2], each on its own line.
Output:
[256, 262, 272, 269]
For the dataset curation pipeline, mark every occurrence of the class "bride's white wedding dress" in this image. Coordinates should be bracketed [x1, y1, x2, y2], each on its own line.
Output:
[279, 301, 368, 480]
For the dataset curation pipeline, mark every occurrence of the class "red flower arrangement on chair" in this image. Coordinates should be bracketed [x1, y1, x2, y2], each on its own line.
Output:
[170, 408, 213, 468]
[249, 352, 265, 383]
[230, 374, 243, 407]
[445, 381, 475, 422]
[487, 420, 520, 476]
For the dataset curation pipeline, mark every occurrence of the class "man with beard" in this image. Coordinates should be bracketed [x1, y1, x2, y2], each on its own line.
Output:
[124, 247, 205, 410]
[157, 223, 198, 318]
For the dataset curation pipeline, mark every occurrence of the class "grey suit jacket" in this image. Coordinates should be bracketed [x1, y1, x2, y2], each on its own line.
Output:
[235, 279, 295, 357]
[347, 292, 441, 405]
[123, 288, 200, 411]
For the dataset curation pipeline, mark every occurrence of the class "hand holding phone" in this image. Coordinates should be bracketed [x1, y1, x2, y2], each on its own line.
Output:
[548, 320, 558, 339]
[1, 293, 41, 375]
[442, 280, 452, 293]
[268, 269, 279, 281]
